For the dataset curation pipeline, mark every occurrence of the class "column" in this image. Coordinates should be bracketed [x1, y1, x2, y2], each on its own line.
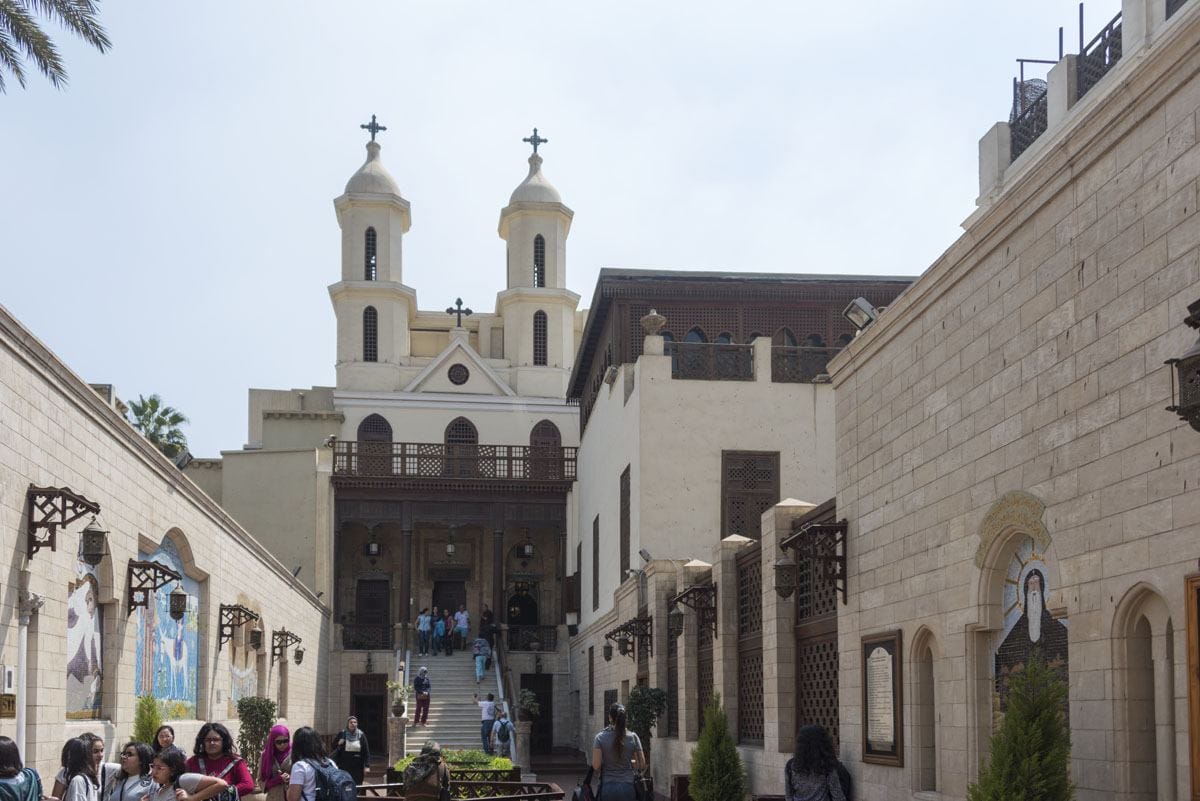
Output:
[400, 528, 413, 653]
[493, 528, 505, 622]
[1152, 630, 1177, 801]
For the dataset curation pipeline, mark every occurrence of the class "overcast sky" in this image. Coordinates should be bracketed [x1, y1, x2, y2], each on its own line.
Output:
[1, 1, 1121, 457]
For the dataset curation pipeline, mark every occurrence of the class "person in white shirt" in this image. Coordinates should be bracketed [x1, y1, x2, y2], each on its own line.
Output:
[143, 748, 226, 801]
[286, 728, 333, 801]
[473, 693, 496, 754]
[54, 733, 117, 799]
[61, 739, 100, 801]
[453, 607, 470, 650]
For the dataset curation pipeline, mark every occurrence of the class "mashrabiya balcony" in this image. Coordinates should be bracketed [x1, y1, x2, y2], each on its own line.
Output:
[332, 441, 578, 480]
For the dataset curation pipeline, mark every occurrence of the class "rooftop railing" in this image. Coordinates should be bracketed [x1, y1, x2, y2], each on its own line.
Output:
[771, 346, 839, 383]
[1078, 10, 1123, 100]
[669, 342, 754, 381]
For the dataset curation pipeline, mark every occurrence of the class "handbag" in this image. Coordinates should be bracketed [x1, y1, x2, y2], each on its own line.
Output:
[633, 771, 652, 801]
[572, 768, 595, 801]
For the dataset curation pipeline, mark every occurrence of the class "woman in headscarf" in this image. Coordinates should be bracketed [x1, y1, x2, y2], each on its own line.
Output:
[331, 717, 370, 784]
[401, 742, 449, 801]
[259, 725, 292, 801]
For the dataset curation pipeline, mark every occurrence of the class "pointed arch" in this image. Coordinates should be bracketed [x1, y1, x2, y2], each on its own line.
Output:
[684, 327, 707, 343]
[533, 235, 546, 287]
[911, 627, 941, 793]
[363, 306, 378, 362]
[530, 419, 561, 449]
[773, 327, 797, 346]
[364, 227, 378, 280]
[715, 332, 733, 344]
[533, 310, 548, 366]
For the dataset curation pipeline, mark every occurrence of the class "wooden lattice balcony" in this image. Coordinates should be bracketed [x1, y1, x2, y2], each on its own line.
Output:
[333, 441, 577, 482]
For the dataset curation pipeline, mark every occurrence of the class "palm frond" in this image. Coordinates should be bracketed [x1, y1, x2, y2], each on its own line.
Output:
[0, 25, 27, 90]
[0, 0, 64, 88]
[22, 0, 110, 51]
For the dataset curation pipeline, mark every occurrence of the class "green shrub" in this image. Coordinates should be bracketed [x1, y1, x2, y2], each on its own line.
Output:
[967, 653, 1073, 801]
[689, 694, 746, 801]
[236, 696, 278, 782]
[132, 695, 162, 746]
[627, 686, 668, 767]
[394, 751, 512, 772]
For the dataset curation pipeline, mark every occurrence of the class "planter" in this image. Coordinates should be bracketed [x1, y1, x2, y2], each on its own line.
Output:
[392, 701, 406, 717]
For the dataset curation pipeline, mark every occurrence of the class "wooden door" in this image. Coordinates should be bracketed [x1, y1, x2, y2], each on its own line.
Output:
[356, 580, 390, 628]
[520, 674, 553, 755]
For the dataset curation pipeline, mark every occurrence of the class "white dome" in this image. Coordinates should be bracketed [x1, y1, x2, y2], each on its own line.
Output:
[345, 141, 401, 196]
[509, 154, 561, 204]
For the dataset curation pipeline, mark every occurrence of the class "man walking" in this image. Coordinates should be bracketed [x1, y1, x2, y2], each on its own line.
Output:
[413, 666, 431, 726]
[474, 692, 496, 754]
[490, 707, 515, 758]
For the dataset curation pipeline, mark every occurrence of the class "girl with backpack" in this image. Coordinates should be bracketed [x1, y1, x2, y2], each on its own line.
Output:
[0, 736, 43, 801]
[187, 724, 254, 799]
[783, 726, 848, 801]
[259, 725, 292, 801]
[143, 747, 227, 801]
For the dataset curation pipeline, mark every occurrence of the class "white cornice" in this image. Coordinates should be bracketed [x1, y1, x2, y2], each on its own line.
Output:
[333, 389, 578, 415]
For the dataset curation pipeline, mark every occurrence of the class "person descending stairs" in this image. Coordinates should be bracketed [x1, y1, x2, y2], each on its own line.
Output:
[407, 650, 500, 755]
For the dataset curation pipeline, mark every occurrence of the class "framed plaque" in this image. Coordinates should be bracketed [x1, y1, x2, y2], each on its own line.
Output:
[861, 629, 903, 766]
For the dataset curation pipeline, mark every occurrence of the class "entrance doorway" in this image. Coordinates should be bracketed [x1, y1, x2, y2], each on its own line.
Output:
[433, 581, 466, 618]
[507, 583, 538, 626]
[520, 674, 553, 755]
[350, 673, 387, 761]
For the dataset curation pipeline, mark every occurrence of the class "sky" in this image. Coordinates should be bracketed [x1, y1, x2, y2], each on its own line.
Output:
[1, 0, 1123, 458]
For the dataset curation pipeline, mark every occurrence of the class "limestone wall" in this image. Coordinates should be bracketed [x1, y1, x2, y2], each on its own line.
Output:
[828, 6, 1200, 799]
[0, 305, 329, 779]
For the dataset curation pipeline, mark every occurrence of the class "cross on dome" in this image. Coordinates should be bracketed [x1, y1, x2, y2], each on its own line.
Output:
[522, 127, 548, 155]
[360, 114, 387, 142]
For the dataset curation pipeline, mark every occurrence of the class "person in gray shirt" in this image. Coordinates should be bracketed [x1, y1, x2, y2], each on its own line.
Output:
[590, 704, 645, 801]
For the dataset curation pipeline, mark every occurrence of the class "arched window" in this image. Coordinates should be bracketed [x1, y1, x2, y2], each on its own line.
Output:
[533, 310, 548, 366]
[362, 306, 378, 362]
[356, 414, 392, 442]
[530, 419, 562, 480]
[530, 419, 561, 449]
[715, 332, 733, 344]
[364, 228, 377, 281]
[773, 327, 798, 346]
[533, 235, 546, 287]
[803, 334, 826, 348]
[444, 417, 478, 445]
[836, 332, 854, 347]
[914, 640, 937, 792]
[684, 327, 707, 343]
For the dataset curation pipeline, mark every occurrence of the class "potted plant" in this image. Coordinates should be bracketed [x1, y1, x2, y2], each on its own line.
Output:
[516, 688, 541, 718]
[386, 679, 411, 717]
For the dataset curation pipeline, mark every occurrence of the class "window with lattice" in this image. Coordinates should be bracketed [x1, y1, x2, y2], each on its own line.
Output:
[365, 227, 377, 280]
[356, 414, 392, 442]
[696, 597, 714, 734]
[721, 451, 780, 540]
[533, 235, 546, 287]
[592, 515, 600, 611]
[620, 466, 631, 579]
[533, 310, 548, 366]
[666, 620, 679, 736]
[774, 327, 798, 346]
[444, 417, 478, 444]
[363, 306, 378, 362]
[737, 546, 764, 745]
[589, 646, 595, 715]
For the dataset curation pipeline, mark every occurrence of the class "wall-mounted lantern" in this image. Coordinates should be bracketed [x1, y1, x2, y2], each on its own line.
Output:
[79, 517, 108, 567]
[773, 553, 798, 599]
[272, 629, 301, 662]
[293, 647, 305, 666]
[365, 542, 382, 557]
[521, 530, 535, 559]
[249, 628, 264, 651]
[603, 643, 613, 661]
[218, 604, 260, 649]
[127, 559, 182, 616]
[1166, 298, 1200, 432]
[27, 486, 100, 559]
[169, 585, 189, 621]
[667, 607, 685, 638]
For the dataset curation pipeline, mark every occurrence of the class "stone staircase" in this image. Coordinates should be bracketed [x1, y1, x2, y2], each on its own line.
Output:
[407, 651, 498, 754]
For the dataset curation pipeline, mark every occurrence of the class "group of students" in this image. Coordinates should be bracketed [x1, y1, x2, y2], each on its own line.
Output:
[414, 604, 500, 659]
[0, 717, 376, 801]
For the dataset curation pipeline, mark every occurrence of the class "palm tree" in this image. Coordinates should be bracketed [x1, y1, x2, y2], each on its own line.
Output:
[0, 0, 111, 92]
[127, 394, 189, 459]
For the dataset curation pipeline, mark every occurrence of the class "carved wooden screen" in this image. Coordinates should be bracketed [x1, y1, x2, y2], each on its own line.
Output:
[795, 501, 841, 750]
[721, 451, 780, 540]
[604, 689, 618, 712]
[696, 583, 715, 734]
[592, 515, 600, 611]
[736, 545, 764, 745]
[588, 646, 595, 715]
[666, 619, 679, 737]
[620, 466, 631, 578]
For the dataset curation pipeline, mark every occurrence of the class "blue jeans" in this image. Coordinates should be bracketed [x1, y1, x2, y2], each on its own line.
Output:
[475, 654, 487, 681]
[481, 719, 494, 753]
[597, 782, 636, 801]
[418, 631, 430, 654]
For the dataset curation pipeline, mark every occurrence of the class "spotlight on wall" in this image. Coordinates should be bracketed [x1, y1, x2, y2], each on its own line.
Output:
[842, 297, 879, 331]
[638, 548, 652, 563]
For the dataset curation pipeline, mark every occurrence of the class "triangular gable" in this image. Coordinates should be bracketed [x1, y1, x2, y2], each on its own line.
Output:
[402, 339, 516, 397]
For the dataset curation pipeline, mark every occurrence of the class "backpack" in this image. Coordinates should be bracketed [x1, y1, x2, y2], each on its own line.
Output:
[496, 720, 512, 743]
[306, 759, 357, 801]
[836, 763, 852, 801]
[198, 758, 242, 801]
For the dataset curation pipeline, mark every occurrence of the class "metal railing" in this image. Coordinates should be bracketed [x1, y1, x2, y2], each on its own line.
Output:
[1078, 10, 1123, 100]
[341, 623, 394, 650]
[506, 625, 558, 652]
[333, 442, 577, 481]
[668, 342, 754, 381]
[494, 633, 520, 769]
[770, 346, 839, 382]
[1010, 79, 1049, 162]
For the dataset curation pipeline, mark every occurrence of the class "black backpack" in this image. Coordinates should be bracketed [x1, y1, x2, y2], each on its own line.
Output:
[496, 720, 512, 743]
[306, 759, 357, 801]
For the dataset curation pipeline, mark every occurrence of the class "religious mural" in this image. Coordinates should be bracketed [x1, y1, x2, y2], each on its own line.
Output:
[992, 536, 1069, 720]
[65, 558, 103, 719]
[134, 538, 200, 718]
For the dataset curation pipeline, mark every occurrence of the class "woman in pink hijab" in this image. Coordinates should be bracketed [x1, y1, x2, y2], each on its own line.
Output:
[259, 725, 291, 801]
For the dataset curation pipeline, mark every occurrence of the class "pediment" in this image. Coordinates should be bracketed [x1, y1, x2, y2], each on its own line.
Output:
[402, 339, 515, 397]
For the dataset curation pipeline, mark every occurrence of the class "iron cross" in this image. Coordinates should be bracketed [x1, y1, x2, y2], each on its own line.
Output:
[446, 298, 473, 327]
[361, 114, 387, 142]
[523, 127, 548, 155]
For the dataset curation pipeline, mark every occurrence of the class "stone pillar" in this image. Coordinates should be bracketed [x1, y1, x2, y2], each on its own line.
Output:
[493, 528, 506, 623]
[1152, 630, 1177, 801]
[1047, 55, 1078, 127]
[752, 336, 771, 381]
[388, 713, 408, 765]
[711, 535, 753, 731]
[1122, 0, 1166, 56]
[400, 528, 414, 652]
[977, 122, 1011, 200]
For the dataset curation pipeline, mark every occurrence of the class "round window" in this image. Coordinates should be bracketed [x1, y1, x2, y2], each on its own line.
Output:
[448, 364, 470, 385]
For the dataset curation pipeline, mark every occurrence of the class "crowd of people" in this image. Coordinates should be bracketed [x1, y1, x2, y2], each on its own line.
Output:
[414, 604, 499, 659]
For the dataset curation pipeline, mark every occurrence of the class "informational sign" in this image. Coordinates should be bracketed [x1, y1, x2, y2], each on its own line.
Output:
[861, 630, 903, 766]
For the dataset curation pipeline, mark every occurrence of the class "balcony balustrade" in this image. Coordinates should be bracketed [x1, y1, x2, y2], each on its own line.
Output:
[333, 442, 577, 481]
[770, 346, 839, 382]
[507, 624, 559, 652]
[341, 623, 394, 650]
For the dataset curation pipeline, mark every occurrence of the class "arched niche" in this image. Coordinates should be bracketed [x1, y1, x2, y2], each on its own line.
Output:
[910, 627, 942, 794]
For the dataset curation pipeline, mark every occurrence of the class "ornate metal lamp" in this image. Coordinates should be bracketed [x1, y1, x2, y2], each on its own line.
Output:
[79, 517, 108, 567]
[668, 606, 685, 637]
[521, 530, 535, 558]
[1166, 299, 1200, 432]
[774, 553, 798, 598]
[603, 643, 613, 661]
[293, 647, 305, 666]
[169, 585, 189, 621]
[249, 627, 264, 651]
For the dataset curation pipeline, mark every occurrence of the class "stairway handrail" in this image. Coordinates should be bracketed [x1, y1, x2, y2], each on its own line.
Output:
[493, 626, 519, 770]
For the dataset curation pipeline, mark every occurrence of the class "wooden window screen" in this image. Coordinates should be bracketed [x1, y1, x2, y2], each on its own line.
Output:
[795, 500, 840, 751]
[589, 646, 595, 715]
[592, 515, 600, 611]
[356, 414, 392, 442]
[534, 235, 546, 287]
[620, 466, 631, 579]
[364, 227, 377, 280]
[534, 310, 548, 366]
[666, 616, 679, 736]
[696, 598, 714, 733]
[736, 545, 764, 745]
[1187, 574, 1200, 799]
[444, 417, 478, 445]
[721, 451, 780, 540]
[363, 306, 378, 362]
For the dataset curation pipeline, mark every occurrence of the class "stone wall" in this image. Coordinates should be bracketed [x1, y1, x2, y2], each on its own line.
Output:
[828, 5, 1200, 799]
[0, 305, 329, 778]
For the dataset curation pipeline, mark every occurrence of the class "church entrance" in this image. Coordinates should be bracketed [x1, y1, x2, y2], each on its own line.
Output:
[432, 581, 466, 618]
[520, 673, 553, 755]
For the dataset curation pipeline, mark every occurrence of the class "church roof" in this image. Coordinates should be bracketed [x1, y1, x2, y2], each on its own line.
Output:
[345, 141, 401, 196]
[508, 154, 562, 204]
